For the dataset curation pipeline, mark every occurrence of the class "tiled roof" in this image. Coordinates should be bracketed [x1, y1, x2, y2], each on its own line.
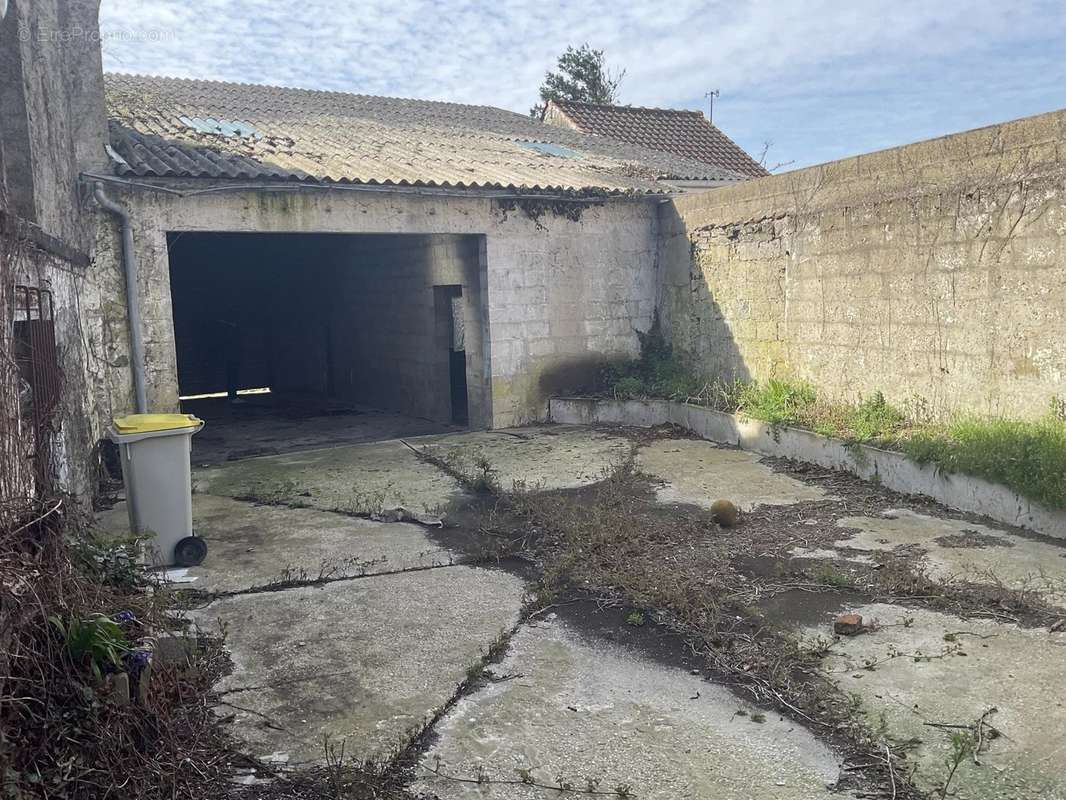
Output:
[545, 100, 768, 178]
[103, 74, 745, 194]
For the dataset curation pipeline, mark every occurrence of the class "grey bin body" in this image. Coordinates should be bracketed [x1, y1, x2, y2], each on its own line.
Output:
[108, 421, 203, 567]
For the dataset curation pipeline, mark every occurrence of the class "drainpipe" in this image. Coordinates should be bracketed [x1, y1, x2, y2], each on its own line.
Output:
[93, 182, 148, 414]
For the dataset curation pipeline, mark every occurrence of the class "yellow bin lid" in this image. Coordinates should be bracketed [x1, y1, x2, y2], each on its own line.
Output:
[112, 413, 203, 434]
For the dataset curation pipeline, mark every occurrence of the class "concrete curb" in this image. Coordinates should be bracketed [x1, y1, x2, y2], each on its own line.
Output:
[549, 396, 1066, 540]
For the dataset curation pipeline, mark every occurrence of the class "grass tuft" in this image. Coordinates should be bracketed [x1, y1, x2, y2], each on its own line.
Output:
[736, 378, 816, 426]
[903, 415, 1066, 509]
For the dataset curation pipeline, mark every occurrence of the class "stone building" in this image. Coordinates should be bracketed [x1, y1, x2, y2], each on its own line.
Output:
[89, 74, 742, 440]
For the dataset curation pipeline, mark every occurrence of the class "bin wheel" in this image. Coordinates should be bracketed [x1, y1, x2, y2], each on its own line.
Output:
[174, 536, 207, 567]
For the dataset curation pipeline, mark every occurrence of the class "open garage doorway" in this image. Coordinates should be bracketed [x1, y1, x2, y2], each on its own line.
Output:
[166, 232, 489, 463]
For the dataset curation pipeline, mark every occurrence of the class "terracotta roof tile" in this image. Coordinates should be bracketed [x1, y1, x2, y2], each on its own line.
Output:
[546, 100, 768, 178]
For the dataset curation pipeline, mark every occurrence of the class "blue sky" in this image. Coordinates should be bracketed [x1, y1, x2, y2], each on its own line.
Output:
[99, 1, 1066, 170]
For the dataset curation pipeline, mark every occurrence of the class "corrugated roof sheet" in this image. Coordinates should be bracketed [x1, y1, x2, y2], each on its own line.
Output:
[545, 100, 769, 178]
[103, 74, 745, 194]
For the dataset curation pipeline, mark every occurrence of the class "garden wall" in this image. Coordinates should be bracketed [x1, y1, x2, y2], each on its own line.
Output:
[658, 109, 1066, 420]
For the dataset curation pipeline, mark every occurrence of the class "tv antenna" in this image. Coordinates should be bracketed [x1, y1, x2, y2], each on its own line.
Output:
[704, 89, 720, 124]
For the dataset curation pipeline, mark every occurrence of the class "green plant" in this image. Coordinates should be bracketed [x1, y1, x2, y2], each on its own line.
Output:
[470, 454, 500, 494]
[750, 712, 767, 723]
[903, 414, 1066, 508]
[69, 533, 146, 590]
[612, 375, 646, 399]
[736, 378, 816, 426]
[811, 563, 854, 588]
[939, 730, 975, 799]
[624, 610, 645, 627]
[600, 363, 1066, 509]
[530, 44, 624, 118]
[845, 391, 908, 442]
[605, 315, 703, 401]
[49, 613, 130, 681]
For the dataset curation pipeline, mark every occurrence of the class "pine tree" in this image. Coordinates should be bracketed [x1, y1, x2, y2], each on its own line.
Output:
[530, 44, 625, 118]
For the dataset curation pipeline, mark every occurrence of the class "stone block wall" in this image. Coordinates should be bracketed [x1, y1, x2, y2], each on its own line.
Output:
[486, 200, 658, 423]
[325, 233, 487, 427]
[90, 188, 659, 430]
[660, 108, 1066, 419]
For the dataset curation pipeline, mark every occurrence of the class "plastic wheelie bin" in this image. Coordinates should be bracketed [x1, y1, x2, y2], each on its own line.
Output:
[108, 413, 205, 568]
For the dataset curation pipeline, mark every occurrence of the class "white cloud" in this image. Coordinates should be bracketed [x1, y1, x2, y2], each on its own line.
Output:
[99, 0, 1066, 167]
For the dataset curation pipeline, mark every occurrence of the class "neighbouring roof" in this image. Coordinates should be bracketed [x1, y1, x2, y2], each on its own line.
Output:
[102, 74, 746, 195]
[544, 100, 769, 178]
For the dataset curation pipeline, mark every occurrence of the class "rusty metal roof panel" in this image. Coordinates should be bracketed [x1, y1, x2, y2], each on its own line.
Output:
[103, 74, 745, 194]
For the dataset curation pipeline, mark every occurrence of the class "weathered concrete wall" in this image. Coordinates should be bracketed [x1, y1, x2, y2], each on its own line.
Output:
[92, 189, 658, 429]
[326, 234, 488, 427]
[660, 109, 1066, 419]
[3, 0, 109, 250]
[0, 0, 109, 500]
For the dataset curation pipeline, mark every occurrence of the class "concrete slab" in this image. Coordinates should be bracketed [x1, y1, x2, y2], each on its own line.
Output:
[195, 496, 453, 592]
[416, 617, 849, 800]
[197, 566, 527, 766]
[193, 439, 463, 515]
[96, 496, 452, 593]
[416, 426, 631, 491]
[835, 510, 1066, 606]
[636, 439, 827, 511]
[802, 603, 1066, 800]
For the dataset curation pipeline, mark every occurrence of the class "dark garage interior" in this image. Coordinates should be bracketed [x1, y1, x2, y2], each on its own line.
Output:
[166, 231, 488, 461]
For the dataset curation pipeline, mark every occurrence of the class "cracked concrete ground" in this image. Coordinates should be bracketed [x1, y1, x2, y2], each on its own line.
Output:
[833, 509, 1066, 605]
[104, 422, 1066, 798]
[193, 438, 464, 514]
[96, 495, 454, 594]
[802, 604, 1066, 800]
[199, 567, 526, 766]
[416, 426, 632, 490]
[637, 438, 828, 510]
[416, 616, 848, 800]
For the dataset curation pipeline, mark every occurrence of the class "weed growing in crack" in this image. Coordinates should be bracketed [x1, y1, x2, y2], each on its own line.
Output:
[258, 555, 389, 591]
[939, 730, 976, 799]
[417, 446, 501, 494]
[810, 563, 856, 588]
[348, 485, 390, 515]
[424, 756, 636, 797]
[624, 610, 645, 627]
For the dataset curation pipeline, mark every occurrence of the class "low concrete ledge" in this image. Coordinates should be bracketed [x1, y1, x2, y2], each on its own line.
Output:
[549, 397, 1066, 540]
